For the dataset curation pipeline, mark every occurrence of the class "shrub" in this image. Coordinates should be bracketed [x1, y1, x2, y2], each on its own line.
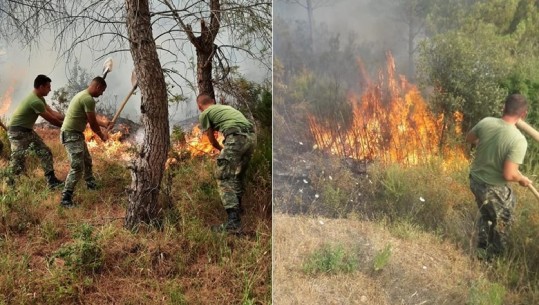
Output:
[50, 223, 103, 274]
[302, 244, 358, 275]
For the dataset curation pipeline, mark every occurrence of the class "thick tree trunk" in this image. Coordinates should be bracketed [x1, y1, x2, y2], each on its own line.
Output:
[125, 0, 169, 230]
[196, 42, 215, 99]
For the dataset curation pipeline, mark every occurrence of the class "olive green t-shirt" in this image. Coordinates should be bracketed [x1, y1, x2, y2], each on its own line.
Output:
[9, 92, 47, 129]
[469, 117, 527, 186]
[198, 104, 252, 132]
[61, 89, 96, 133]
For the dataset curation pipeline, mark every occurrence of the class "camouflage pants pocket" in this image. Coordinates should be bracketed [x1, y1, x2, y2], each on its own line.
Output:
[64, 138, 87, 192]
[470, 177, 515, 255]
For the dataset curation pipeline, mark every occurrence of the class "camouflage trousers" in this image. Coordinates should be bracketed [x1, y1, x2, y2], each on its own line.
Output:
[61, 131, 95, 193]
[215, 132, 256, 210]
[469, 175, 516, 257]
[7, 129, 55, 176]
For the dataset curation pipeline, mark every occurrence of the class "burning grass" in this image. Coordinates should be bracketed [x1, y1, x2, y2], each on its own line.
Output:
[0, 126, 271, 304]
[308, 53, 467, 167]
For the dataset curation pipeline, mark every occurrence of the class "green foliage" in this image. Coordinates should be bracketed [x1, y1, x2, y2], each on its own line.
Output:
[302, 244, 358, 275]
[170, 124, 186, 145]
[0, 125, 8, 159]
[51, 223, 103, 274]
[321, 184, 349, 218]
[373, 244, 392, 271]
[467, 279, 506, 305]
[167, 285, 188, 305]
[417, 30, 509, 131]
[419, 0, 539, 133]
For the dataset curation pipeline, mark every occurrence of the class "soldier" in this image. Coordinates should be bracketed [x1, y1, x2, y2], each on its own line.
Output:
[6, 74, 64, 188]
[196, 93, 256, 233]
[60, 77, 110, 208]
[467, 93, 532, 260]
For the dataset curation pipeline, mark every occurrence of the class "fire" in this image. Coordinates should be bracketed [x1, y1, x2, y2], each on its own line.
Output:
[186, 125, 224, 157]
[308, 52, 466, 166]
[83, 126, 132, 161]
[0, 85, 14, 116]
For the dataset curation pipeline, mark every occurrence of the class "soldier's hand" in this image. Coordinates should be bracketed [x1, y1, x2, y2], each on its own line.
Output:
[519, 176, 532, 187]
[100, 131, 109, 142]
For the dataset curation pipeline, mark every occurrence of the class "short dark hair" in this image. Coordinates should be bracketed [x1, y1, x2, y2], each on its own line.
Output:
[34, 74, 51, 89]
[503, 94, 528, 116]
[196, 93, 215, 106]
[91, 76, 107, 87]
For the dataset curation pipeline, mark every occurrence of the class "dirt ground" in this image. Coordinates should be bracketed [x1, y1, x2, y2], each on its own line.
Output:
[273, 213, 487, 305]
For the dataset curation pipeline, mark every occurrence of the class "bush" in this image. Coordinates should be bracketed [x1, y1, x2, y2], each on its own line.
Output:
[50, 223, 103, 274]
[302, 244, 358, 275]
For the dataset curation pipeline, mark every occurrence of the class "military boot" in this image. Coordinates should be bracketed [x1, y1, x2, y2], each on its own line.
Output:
[211, 208, 241, 233]
[237, 196, 244, 214]
[45, 172, 63, 189]
[86, 179, 98, 190]
[60, 190, 75, 208]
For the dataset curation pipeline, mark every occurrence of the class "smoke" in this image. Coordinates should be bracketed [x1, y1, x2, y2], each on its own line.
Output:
[133, 127, 145, 147]
[274, 0, 413, 74]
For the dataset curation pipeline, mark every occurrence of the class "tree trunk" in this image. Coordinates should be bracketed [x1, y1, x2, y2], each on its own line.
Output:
[125, 0, 170, 230]
[196, 40, 215, 99]
[306, 0, 314, 53]
[407, 8, 415, 79]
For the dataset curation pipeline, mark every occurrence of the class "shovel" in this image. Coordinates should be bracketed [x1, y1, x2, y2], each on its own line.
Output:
[109, 70, 138, 129]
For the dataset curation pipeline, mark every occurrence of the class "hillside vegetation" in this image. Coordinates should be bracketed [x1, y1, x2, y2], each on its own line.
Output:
[0, 126, 271, 304]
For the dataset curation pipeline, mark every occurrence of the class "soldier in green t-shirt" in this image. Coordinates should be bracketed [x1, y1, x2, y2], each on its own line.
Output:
[197, 93, 256, 233]
[467, 94, 532, 260]
[6, 74, 64, 188]
[59, 77, 110, 208]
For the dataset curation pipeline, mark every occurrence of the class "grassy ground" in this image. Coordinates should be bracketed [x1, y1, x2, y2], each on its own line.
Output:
[273, 213, 487, 305]
[273, 152, 539, 305]
[0, 127, 271, 305]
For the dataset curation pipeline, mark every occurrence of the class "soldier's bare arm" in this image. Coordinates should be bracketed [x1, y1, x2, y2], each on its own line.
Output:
[40, 110, 63, 128]
[44, 104, 65, 122]
[86, 112, 108, 142]
[503, 160, 531, 186]
[207, 127, 222, 151]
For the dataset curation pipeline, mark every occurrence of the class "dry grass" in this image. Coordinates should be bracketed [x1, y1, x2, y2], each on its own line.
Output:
[0, 128, 271, 304]
[273, 213, 491, 305]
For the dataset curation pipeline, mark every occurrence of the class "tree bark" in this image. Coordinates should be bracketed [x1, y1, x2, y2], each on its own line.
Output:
[196, 37, 216, 99]
[194, 0, 221, 99]
[124, 0, 169, 230]
[306, 0, 314, 53]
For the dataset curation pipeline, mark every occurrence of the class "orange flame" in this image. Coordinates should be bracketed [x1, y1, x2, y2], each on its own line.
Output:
[186, 125, 224, 157]
[83, 126, 131, 161]
[0, 85, 14, 116]
[308, 52, 465, 166]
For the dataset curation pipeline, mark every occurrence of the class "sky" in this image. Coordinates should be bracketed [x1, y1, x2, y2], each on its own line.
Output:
[0, 7, 270, 126]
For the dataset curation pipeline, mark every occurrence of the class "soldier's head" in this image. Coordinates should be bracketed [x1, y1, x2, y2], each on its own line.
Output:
[503, 94, 528, 118]
[196, 93, 216, 112]
[33, 74, 52, 97]
[88, 77, 107, 98]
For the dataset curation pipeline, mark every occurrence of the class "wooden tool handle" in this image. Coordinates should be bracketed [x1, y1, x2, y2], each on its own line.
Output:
[110, 84, 138, 126]
[528, 184, 539, 200]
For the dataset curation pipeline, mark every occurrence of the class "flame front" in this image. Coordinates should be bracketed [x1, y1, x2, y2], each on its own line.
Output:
[83, 126, 131, 161]
[0, 85, 14, 116]
[186, 125, 224, 157]
[308, 53, 464, 166]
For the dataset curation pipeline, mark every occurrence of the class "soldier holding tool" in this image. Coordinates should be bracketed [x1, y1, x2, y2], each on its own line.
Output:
[466, 93, 532, 260]
[6, 74, 64, 188]
[59, 77, 110, 208]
